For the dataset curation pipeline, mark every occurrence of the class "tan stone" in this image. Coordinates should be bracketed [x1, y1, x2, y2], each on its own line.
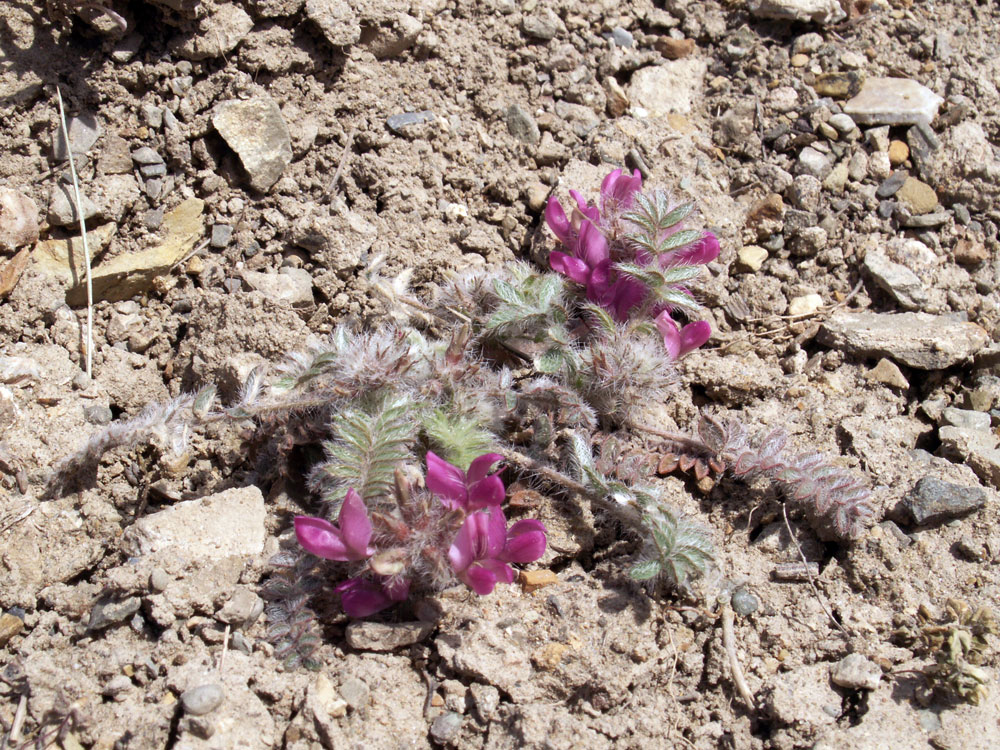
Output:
[737, 245, 768, 272]
[0, 612, 24, 646]
[790, 53, 809, 67]
[896, 177, 938, 215]
[656, 37, 695, 60]
[867, 358, 909, 389]
[520, 569, 559, 593]
[888, 139, 909, 166]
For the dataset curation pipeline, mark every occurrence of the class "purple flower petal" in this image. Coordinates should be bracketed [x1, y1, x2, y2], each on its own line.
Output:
[656, 312, 681, 360]
[462, 564, 500, 595]
[577, 220, 609, 269]
[673, 231, 720, 266]
[338, 488, 374, 559]
[295, 515, 350, 561]
[600, 168, 642, 212]
[336, 578, 393, 618]
[484, 506, 507, 559]
[550, 251, 591, 284]
[608, 278, 647, 321]
[448, 513, 479, 572]
[468, 474, 505, 510]
[502, 519, 547, 563]
[570, 190, 600, 224]
[544, 197, 572, 244]
[584, 259, 613, 304]
[426, 451, 468, 510]
[466, 453, 504, 485]
[678, 320, 712, 356]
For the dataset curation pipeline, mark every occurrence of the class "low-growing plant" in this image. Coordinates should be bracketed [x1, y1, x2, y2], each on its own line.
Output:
[49, 169, 875, 666]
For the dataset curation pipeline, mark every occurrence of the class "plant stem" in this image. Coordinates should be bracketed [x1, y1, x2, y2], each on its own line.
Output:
[56, 85, 93, 379]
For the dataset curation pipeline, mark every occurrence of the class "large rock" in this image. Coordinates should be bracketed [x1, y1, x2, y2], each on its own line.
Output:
[920, 121, 1000, 212]
[33, 198, 204, 305]
[818, 311, 989, 370]
[213, 98, 293, 192]
[843, 78, 944, 127]
[123, 486, 266, 561]
[749, 0, 845, 24]
[627, 59, 706, 117]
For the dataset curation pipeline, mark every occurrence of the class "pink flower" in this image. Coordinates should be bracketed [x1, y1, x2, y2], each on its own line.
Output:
[426, 451, 505, 511]
[294, 488, 374, 562]
[599, 168, 642, 215]
[335, 576, 410, 618]
[449, 506, 547, 595]
[668, 231, 720, 267]
[655, 313, 711, 360]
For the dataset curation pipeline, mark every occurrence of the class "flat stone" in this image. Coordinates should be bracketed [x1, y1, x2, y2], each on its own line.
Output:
[123, 485, 266, 561]
[241, 267, 313, 307]
[895, 177, 938, 215]
[940, 407, 992, 431]
[611, 27, 634, 48]
[822, 162, 849, 193]
[345, 621, 434, 651]
[843, 77, 944, 127]
[48, 185, 99, 226]
[899, 211, 949, 229]
[52, 112, 101, 160]
[87, 596, 141, 632]
[818, 311, 989, 370]
[506, 104, 540, 145]
[0, 187, 39, 251]
[866, 358, 909, 389]
[749, 0, 845, 24]
[627, 59, 707, 117]
[58, 198, 203, 305]
[938, 426, 998, 460]
[97, 135, 134, 175]
[131, 146, 164, 165]
[656, 37, 695, 59]
[737, 245, 768, 272]
[385, 110, 435, 135]
[863, 250, 926, 310]
[875, 170, 908, 199]
[900, 477, 988, 526]
[32, 222, 118, 283]
[213, 97, 293, 192]
[305, 0, 360, 47]
[519, 569, 558, 593]
[181, 684, 225, 716]
[210, 223, 233, 248]
[830, 654, 881, 691]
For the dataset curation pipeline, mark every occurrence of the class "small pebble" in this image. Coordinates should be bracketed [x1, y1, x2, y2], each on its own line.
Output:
[430, 712, 464, 743]
[611, 27, 634, 48]
[385, 111, 435, 135]
[875, 170, 908, 199]
[0, 612, 25, 646]
[84, 405, 114, 425]
[790, 53, 809, 67]
[210, 224, 233, 248]
[180, 684, 224, 716]
[339, 676, 369, 710]
[888, 140, 909, 165]
[830, 653, 881, 690]
[131, 146, 164, 165]
[731, 588, 759, 616]
[149, 568, 170, 592]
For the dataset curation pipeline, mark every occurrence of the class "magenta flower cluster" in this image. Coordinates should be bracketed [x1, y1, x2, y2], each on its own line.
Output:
[294, 453, 547, 617]
[545, 169, 718, 357]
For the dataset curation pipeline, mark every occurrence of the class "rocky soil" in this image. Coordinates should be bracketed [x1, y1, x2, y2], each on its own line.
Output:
[2, 0, 1000, 748]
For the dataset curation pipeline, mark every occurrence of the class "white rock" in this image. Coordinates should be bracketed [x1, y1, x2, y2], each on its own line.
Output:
[788, 293, 823, 316]
[0, 187, 39, 251]
[627, 59, 707, 117]
[843, 78, 944, 127]
[305, 0, 360, 46]
[749, 0, 845, 25]
[213, 97, 293, 192]
[123, 486, 266, 561]
[830, 654, 881, 691]
[242, 268, 314, 307]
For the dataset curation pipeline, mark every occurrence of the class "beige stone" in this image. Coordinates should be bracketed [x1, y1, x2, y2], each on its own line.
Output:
[896, 177, 938, 215]
[737, 245, 768, 272]
[888, 139, 909, 166]
[867, 358, 909, 389]
[788, 293, 823, 316]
